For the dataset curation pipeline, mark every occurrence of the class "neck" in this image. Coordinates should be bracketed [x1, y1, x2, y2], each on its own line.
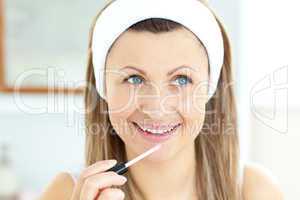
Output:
[126, 142, 198, 200]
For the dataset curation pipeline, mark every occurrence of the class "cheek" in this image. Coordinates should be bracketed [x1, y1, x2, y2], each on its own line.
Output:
[106, 84, 136, 142]
[107, 110, 132, 144]
[106, 80, 132, 109]
[106, 80, 141, 121]
[178, 86, 207, 137]
[178, 85, 207, 118]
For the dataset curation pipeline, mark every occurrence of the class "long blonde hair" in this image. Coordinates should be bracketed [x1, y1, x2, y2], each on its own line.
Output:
[84, 1, 242, 199]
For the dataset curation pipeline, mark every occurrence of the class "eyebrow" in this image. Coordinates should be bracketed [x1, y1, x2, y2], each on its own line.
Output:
[120, 65, 196, 76]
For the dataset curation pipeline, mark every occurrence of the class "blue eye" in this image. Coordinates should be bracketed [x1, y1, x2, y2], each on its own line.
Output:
[173, 75, 193, 86]
[124, 74, 144, 85]
[123, 74, 192, 86]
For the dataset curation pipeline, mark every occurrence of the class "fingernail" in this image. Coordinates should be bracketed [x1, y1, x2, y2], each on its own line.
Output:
[121, 176, 127, 182]
[106, 159, 117, 165]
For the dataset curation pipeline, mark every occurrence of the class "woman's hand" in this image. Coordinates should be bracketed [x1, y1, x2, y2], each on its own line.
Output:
[70, 159, 127, 200]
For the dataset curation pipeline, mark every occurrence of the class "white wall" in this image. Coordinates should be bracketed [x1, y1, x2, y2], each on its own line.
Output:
[0, 94, 85, 194]
[212, 0, 297, 198]
[239, 0, 298, 199]
[250, 108, 299, 199]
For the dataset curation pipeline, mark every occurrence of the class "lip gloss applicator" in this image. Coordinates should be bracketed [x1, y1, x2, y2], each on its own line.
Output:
[105, 144, 162, 175]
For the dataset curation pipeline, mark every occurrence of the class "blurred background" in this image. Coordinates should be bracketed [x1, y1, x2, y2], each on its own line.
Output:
[0, 0, 296, 199]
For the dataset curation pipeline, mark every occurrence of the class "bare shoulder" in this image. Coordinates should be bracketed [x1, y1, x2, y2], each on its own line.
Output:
[243, 162, 284, 200]
[37, 172, 75, 200]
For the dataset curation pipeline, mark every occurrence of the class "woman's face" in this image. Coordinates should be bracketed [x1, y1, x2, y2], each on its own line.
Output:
[104, 28, 209, 161]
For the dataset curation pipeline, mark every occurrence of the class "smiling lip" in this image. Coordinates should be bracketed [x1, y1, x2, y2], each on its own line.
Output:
[132, 122, 181, 143]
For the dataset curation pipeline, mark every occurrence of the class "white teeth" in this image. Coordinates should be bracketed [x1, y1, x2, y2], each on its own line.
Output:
[139, 125, 177, 134]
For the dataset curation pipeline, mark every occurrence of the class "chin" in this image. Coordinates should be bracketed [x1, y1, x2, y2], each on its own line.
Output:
[122, 121, 188, 163]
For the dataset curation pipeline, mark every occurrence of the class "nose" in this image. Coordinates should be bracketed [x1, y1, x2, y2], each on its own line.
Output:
[136, 82, 177, 118]
[139, 97, 164, 118]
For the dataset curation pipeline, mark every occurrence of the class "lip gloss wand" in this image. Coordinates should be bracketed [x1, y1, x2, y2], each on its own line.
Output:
[105, 144, 162, 175]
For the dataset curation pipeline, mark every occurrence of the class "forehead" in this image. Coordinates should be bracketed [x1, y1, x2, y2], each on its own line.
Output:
[105, 28, 208, 71]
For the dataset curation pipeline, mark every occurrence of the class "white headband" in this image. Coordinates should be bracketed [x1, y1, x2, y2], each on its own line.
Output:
[92, 0, 224, 101]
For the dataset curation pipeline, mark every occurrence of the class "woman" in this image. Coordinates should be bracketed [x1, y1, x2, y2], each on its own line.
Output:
[38, 0, 284, 199]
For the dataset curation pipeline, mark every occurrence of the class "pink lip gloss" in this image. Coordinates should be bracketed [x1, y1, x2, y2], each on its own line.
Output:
[133, 122, 181, 143]
[105, 144, 161, 175]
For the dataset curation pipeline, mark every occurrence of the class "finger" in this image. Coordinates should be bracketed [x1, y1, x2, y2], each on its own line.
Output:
[97, 188, 125, 200]
[79, 159, 117, 179]
[74, 160, 118, 199]
[80, 171, 127, 200]
[93, 186, 109, 200]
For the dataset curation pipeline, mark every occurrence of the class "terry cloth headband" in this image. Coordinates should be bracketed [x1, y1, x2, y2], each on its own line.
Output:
[92, 0, 224, 101]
